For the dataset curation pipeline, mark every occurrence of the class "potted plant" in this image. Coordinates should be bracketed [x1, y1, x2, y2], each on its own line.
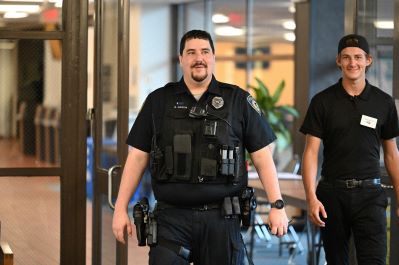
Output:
[248, 77, 299, 152]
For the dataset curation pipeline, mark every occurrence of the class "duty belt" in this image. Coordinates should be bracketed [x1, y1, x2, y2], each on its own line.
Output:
[157, 201, 222, 211]
[322, 177, 381, 189]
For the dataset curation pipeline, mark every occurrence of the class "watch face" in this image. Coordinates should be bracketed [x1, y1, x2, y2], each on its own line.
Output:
[272, 199, 284, 209]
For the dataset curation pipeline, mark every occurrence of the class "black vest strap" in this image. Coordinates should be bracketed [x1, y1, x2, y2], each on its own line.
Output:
[157, 237, 192, 261]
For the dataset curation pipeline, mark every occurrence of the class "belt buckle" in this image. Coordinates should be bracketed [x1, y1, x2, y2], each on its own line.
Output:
[346, 179, 359, 188]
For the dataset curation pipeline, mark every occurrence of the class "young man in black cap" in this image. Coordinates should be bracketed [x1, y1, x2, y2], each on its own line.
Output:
[300, 33, 399, 264]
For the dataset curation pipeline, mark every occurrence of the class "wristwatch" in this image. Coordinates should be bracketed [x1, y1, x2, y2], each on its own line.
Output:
[270, 199, 285, 209]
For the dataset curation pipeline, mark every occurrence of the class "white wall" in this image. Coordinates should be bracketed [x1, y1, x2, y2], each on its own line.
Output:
[43, 41, 62, 109]
[85, 3, 173, 125]
[0, 42, 17, 137]
[135, 4, 172, 108]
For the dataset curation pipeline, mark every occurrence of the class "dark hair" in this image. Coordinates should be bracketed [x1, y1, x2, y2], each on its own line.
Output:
[179, 29, 215, 55]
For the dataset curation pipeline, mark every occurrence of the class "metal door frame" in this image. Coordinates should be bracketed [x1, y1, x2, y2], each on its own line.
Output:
[91, 0, 130, 263]
[0, 1, 88, 265]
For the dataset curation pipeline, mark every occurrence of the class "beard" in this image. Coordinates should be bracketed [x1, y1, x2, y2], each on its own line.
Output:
[190, 62, 209, 82]
[191, 72, 208, 82]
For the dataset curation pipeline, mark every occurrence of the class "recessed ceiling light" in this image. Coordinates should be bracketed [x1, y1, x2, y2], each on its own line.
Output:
[284, 32, 296, 42]
[2, 0, 41, 2]
[214, 26, 245, 37]
[212, 13, 229, 24]
[3, 11, 28, 19]
[374, 20, 394, 29]
[0, 5, 40, 13]
[283, 20, 296, 30]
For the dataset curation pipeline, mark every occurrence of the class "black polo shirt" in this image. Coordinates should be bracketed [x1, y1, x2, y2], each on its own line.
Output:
[127, 75, 276, 205]
[300, 79, 399, 180]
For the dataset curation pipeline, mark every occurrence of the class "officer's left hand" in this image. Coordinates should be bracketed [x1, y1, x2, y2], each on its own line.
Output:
[267, 208, 289, 237]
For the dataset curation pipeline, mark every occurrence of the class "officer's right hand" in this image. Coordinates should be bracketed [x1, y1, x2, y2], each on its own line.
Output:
[112, 209, 133, 244]
[307, 197, 327, 227]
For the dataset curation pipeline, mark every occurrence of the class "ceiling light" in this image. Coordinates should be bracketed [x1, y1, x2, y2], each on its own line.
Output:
[283, 20, 296, 30]
[0, 5, 40, 13]
[374, 20, 394, 29]
[284, 32, 296, 42]
[288, 5, 296, 13]
[1, 0, 41, 2]
[214, 26, 244, 37]
[48, 0, 62, 5]
[3, 11, 28, 18]
[212, 13, 229, 23]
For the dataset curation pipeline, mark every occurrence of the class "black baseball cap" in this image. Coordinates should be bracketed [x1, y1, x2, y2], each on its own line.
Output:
[338, 34, 369, 54]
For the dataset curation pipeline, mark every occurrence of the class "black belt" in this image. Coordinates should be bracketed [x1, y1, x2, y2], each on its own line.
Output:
[322, 178, 381, 189]
[157, 201, 221, 211]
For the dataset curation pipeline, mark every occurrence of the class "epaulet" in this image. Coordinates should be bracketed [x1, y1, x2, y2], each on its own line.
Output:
[150, 82, 176, 98]
[217, 80, 241, 90]
[163, 82, 177, 89]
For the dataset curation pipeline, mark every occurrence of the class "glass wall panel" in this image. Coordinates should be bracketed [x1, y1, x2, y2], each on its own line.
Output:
[358, 0, 394, 95]
[0, 39, 61, 168]
[212, 0, 295, 104]
[0, 177, 60, 265]
[0, 0, 63, 31]
[99, 0, 118, 170]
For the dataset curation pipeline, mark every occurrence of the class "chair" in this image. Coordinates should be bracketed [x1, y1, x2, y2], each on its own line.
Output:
[278, 154, 305, 259]
[245, 154, 305, 261]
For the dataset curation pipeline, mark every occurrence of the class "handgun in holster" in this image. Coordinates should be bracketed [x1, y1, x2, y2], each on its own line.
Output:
[133, 197, 158, 246]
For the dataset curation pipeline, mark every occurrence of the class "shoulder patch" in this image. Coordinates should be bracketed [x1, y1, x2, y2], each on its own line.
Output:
[247, 95, 261, 115]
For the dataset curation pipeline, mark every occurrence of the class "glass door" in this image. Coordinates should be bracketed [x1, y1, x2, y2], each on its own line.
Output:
[0, 1, 88, 265]
[90, 0, 130, 264]
[355, 0, 399, 264]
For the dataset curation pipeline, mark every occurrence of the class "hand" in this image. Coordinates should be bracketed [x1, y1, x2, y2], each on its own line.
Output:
[307, 198, 327, 227]
[267, 208, 289, 237]
[112, 209, 133, 244]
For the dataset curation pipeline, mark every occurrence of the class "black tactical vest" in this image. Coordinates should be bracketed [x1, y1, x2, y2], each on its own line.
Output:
[150, 83, 246, 185]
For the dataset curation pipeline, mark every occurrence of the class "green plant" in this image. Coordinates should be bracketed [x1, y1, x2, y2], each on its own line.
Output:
[248, 77, 299, 151]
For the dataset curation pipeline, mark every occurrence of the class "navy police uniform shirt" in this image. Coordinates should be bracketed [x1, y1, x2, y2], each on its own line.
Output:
[300, 78, 399, 180]
[127, 75, 276, 205]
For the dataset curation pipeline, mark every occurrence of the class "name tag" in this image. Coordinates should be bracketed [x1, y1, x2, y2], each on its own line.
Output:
[360, 115, 377, 129]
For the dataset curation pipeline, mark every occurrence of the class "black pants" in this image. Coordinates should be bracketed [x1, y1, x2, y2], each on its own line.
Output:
[148, 207, 244, 265]
[316, 181, 388, 265]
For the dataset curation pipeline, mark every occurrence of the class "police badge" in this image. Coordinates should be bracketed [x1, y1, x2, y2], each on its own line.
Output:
[211, 96, 224, 109]
[247, 95, 261, 115]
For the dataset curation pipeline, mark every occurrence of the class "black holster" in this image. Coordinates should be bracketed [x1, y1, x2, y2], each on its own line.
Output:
[132, 198, 158, 246]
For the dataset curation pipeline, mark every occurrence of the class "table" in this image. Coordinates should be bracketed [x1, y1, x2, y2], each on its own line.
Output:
[248, 175, 322, 265]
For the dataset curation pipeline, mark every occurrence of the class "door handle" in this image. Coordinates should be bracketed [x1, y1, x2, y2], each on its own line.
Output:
[108, 164, 122, 210]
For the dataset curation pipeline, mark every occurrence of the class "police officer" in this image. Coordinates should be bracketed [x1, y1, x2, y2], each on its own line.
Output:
[300, 34, 399, 265]
[112, 29, 289, 265]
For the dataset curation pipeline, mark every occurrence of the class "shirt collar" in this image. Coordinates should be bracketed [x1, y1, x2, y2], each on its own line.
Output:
[335, 78, 371, 101]
[175, 75, 222, 96]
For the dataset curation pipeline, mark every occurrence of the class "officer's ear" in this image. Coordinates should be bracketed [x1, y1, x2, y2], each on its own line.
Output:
[179, 55, 183, 66]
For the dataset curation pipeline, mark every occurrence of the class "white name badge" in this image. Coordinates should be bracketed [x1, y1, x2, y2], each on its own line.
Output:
[360, 115, 377, 129]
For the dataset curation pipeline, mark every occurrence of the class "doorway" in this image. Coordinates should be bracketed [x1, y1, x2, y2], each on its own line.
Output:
[0, 1, 88, 265]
